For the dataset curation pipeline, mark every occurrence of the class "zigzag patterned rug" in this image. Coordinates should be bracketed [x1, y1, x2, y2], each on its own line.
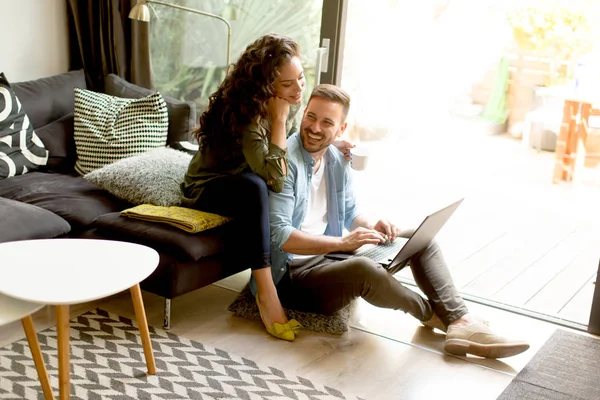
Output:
[0, 309, 362, 399]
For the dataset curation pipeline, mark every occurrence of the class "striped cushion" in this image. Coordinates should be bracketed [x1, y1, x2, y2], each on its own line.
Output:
[73, 88, 168, 175]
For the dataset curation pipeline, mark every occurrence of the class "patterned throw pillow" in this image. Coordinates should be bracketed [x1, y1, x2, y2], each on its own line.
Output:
[73, 87, 168, 175]
[0, 73, 49, 179]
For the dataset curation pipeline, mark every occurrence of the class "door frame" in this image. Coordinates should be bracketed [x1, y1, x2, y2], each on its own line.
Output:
[588, 259, 600, 334]
[318, 0, 348, 86]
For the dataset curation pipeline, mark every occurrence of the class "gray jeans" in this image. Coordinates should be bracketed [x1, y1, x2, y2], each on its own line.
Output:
[277, 229, 469, 325]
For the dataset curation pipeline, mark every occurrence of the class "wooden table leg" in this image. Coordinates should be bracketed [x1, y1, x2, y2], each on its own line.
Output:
[22, 315, 55, 400]
[56, 305, 70, 400]
[130, 284, 156, 375]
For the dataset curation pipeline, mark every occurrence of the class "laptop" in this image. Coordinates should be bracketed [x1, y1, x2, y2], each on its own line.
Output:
[325, 198, 464, 275]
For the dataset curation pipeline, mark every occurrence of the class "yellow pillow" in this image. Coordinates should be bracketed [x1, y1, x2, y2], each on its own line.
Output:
[120, 204, 231, 233]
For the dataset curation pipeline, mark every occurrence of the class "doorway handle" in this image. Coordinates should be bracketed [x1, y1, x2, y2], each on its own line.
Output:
[315, 38, 330, 86]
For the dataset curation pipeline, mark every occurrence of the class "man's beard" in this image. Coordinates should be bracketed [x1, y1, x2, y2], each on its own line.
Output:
[301, 128, 331, 153]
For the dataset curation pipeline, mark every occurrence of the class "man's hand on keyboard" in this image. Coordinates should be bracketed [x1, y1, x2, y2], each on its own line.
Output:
[338, 227, 386, 252]
[373, 219, 401, 244]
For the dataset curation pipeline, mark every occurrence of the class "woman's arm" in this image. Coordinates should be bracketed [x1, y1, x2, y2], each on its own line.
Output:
[241, 97, 292, 193]
[268, 96, 290, 163]
[287, 103, 302, 138]
[270, 117, 288, 151]
[241, 127, 288, 193]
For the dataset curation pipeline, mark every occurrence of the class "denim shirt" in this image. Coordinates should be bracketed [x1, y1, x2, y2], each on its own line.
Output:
[250, 133, 361, 294]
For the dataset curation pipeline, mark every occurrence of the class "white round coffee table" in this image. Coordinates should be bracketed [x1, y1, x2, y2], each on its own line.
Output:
[0, 294, 54, 399]
[0, 239, 160, 400]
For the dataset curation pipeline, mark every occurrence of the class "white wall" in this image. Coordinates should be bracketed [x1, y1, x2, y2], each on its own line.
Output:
[0, 0, 69, 82]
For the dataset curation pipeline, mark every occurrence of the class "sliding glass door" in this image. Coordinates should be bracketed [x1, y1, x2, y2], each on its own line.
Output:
[147, 0, 346, 117]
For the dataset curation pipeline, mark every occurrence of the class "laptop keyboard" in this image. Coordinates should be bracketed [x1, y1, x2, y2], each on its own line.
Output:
[355, 239, 407, 263]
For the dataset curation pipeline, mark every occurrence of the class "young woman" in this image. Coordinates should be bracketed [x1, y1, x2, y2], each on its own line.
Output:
[182, 34, 307, 341]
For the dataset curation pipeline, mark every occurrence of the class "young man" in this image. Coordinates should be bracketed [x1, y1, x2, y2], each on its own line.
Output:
[266, 84, 529, 358]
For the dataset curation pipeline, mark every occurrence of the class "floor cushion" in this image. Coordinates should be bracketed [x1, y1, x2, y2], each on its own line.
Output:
[228, 285, 353, 335]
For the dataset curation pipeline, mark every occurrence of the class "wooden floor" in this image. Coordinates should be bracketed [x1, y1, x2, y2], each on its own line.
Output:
[0, 275, 567, 400]
[352, 118, 600, 327]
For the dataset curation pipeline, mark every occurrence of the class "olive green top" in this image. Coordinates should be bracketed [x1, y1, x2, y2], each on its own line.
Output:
[181, 103, 301, 205]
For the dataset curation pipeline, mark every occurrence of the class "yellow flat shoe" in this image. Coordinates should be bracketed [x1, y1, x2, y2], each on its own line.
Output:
[287, 319, 302, 335]
[256, 294, 296, 342]
[266, 322, 295, 342]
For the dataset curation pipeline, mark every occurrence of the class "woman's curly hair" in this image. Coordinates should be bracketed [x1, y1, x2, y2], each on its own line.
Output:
[194, 34, 300, 151]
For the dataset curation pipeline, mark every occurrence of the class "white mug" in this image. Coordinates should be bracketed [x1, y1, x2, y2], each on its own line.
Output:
[350, 146, 369, 171]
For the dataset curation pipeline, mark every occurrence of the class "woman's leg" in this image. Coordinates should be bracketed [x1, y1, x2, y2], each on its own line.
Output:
[196, 173, 270, 270]
[195, 173, 287, 327]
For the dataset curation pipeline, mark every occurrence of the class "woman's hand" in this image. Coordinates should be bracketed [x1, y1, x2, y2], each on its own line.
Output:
[333, 139, 355, 161]
[268, 96, 291, 123]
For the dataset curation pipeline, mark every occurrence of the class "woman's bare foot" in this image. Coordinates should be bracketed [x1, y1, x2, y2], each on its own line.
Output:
[253, 268, 288, 330]
[256, 290, 288, 329]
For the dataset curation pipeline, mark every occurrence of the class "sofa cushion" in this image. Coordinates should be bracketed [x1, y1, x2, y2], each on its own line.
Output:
[35, 112, 76, 173]
[0, 172, 129, 229]
[11, 69, 86, 130]
[104, 74, 197, 144]
[0, 73, 49, 179]
[92, 212, 233, 261]
[83, 147, 191, 207]
[0, 197, 71, 243]
[73, 88, 169, 175]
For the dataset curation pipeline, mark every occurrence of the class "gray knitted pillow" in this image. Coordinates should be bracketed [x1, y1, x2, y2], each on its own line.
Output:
[84, 147, 192, 207]
[228, 285, 353, 335]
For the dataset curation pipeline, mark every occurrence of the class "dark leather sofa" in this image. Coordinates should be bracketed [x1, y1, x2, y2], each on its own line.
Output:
[0, 70, 246, 328]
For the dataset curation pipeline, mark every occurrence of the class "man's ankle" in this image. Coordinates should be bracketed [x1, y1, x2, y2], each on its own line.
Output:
[448, 313, 475, 327]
